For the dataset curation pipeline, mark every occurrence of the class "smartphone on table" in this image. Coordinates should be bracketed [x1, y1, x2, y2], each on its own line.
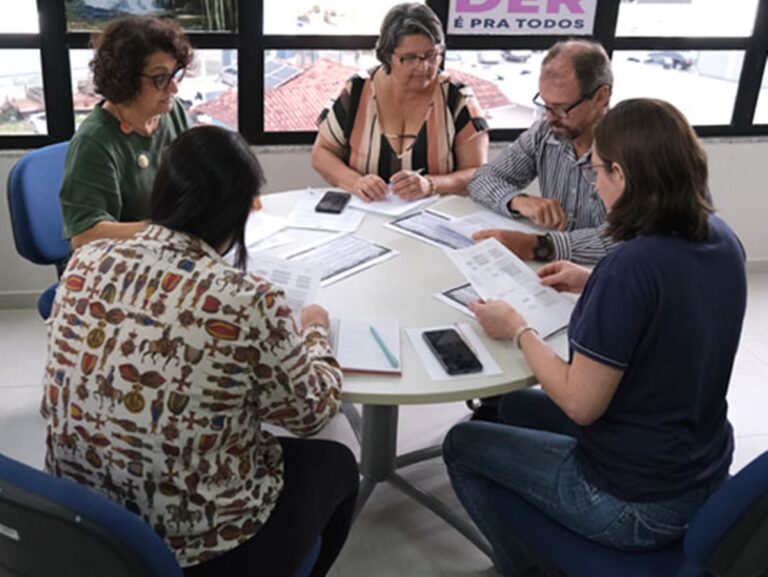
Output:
[315, 190, 351, 214]
[422, 328, 483, 376]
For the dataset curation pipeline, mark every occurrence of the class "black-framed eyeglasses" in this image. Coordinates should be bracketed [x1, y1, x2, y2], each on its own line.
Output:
[532, 85, 603, 119]
[394, 48, 445, 68]
[141, 65, 186, 90]
[579, 163, 608, 185]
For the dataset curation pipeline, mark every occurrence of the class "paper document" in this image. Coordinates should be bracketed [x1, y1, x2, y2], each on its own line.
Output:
[331, 319, 401, 375]
[447, 238, 573, 338]
[348, 192, 437, 217]
[386, 210, 474, 250]
[246, 251, 321, 314]
[288, 189, 366, 232]
[286, 234, 398, 286]
[406, 323, 502, 381]
[244, 210, 289, 248]
[434, 283, 481, 317]
[249, 231, 294, 253]
[446, 209, 546, 237]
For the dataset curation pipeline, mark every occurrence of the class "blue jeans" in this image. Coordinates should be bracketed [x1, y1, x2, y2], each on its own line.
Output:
[444, 389, 719, 576]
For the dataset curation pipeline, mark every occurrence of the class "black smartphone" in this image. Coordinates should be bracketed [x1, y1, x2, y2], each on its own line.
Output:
[422, 329, 483, 376]
[315, 190, 351, 214]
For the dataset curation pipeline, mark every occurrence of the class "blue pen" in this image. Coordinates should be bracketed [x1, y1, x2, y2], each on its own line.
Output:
[369, 325, 399, 369]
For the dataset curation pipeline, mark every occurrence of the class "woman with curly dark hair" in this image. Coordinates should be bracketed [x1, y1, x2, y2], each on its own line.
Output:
[60, 15, 193, 250]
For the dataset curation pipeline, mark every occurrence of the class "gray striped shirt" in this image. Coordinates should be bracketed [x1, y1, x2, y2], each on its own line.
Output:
[468, 119, 617, 264]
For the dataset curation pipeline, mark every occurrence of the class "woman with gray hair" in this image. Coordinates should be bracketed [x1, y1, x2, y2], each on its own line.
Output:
[312, 3, 489, 202]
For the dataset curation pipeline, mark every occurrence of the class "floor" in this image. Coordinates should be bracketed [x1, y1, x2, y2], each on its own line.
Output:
[1, 272, 767, 576]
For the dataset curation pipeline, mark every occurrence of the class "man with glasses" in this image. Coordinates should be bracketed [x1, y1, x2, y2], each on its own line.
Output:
[469, 39, 615, 265]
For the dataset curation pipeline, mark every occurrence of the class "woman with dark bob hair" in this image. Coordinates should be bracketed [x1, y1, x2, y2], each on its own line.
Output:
[60, 15, 193, 250]
[44, 126, 359, 577]
[443, 99, 747, 576]
[312, 3, 489, 202]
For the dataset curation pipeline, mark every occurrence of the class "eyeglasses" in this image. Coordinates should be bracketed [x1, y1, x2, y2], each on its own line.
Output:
[394, 49, 444, 68]
[532, 85, 602, 119]
[141, 65, 186, 90]
[579, 163, 608, 185]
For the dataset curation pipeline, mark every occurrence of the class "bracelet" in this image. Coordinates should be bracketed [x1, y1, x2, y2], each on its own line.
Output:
[426, 175, 438, 197]
[514, 324, 539, 350]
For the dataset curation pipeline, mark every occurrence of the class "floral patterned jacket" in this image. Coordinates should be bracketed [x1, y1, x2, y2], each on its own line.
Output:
[42, 224, 342, 567]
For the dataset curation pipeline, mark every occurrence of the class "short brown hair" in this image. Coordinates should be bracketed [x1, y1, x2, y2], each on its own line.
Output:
[543, 39, 613, 96]
[90, 15, 193, 104]
[595, 98, 712, 242]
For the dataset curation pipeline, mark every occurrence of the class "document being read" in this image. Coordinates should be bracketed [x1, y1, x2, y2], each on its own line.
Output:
[447, 238, 574, 338]
[246, 252, 321, 315]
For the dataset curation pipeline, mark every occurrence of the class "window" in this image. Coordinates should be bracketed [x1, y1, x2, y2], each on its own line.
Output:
[2, 0, 768, 148]
[754, 60, 768, 124]
[612, 50, 744, 126]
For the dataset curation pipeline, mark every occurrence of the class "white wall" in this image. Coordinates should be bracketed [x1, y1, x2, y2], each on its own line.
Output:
[2, 138, 767, 309]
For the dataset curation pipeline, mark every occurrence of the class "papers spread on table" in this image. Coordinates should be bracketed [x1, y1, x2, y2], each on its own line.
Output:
[406, 323, 502, 381]
[285, 234, 399, 287]
[385, 210, 474, 250]
[331, 319, 401, 375]
[447, 238, 574, 338]
[287, 188, 366, 232]
[434, 283, 481, 318]
[246, 251, 322, 315]
[249, 231, 294, 253]
[244, 210, 289, 248]
[348, 192, 437, 217]
[446, 209, 546, 237]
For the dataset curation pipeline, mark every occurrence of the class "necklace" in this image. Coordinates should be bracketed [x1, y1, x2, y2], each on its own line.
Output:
[107, 102, 159, 136]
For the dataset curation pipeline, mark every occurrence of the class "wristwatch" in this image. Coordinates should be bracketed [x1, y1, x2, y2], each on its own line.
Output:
[533, 234, 554, 262]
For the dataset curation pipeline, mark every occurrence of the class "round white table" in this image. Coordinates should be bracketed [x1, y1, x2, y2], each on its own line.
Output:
[255, 191, 568, 557]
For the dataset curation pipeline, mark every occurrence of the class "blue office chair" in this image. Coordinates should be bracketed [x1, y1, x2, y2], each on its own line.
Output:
[6, 141, 71, 319]
[484, 450, 768, 576]
[0, 453, 321, 577]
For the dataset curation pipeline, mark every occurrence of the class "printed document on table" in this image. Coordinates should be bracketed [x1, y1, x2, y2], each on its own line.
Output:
[331, 319, 401, 375]
[406, 323, 502, 381]
[385, 210, 474, 250]
[447, 238, 574, 338]
[433, 283, 481, 317]
[244, 210, 289, 248]
[348, 192, 437, 217]
[246, 251, 321, 315]
[286, 234, 398, 287]
[445, 209, 546, 238]
[287, 189, 366, 232]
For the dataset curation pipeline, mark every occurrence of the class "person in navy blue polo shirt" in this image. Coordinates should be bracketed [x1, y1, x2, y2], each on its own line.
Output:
[443, 98, 747, 577]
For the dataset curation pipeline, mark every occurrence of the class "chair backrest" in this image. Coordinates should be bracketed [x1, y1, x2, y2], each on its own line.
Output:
[0, 453, 182, 577]
[7, 141, 71, 270]
[683, 450, 768, 576]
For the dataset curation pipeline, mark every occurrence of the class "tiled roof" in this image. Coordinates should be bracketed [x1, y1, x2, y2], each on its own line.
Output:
[191, 58, 512, 133]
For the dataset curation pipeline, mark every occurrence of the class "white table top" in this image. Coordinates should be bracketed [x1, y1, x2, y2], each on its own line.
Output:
[256, 190, 568, 405]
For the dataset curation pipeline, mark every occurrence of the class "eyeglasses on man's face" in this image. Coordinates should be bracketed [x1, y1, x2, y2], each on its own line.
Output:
[141, 65, 186, 91]
[394, 48, 445, 68]
[579, 163, 608, 185]
[532, 85, 602, 119]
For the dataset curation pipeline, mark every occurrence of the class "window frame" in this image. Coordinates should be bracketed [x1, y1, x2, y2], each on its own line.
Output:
[0, 0, 765, 149]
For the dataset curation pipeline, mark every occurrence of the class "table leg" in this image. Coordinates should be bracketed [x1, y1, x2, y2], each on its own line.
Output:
[342, 403, 493, 560]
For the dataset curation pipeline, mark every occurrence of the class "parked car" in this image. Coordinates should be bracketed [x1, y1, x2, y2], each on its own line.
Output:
[477, 51, 502, 65]
[644, 51, 694, 71]
[502, 50, 532, 63]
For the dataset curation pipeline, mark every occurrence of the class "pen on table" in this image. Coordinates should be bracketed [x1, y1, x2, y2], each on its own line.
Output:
[369, 325, 399, 369]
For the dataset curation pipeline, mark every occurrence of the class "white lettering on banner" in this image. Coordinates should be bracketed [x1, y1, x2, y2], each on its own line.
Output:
[448, 0, 595, 35]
